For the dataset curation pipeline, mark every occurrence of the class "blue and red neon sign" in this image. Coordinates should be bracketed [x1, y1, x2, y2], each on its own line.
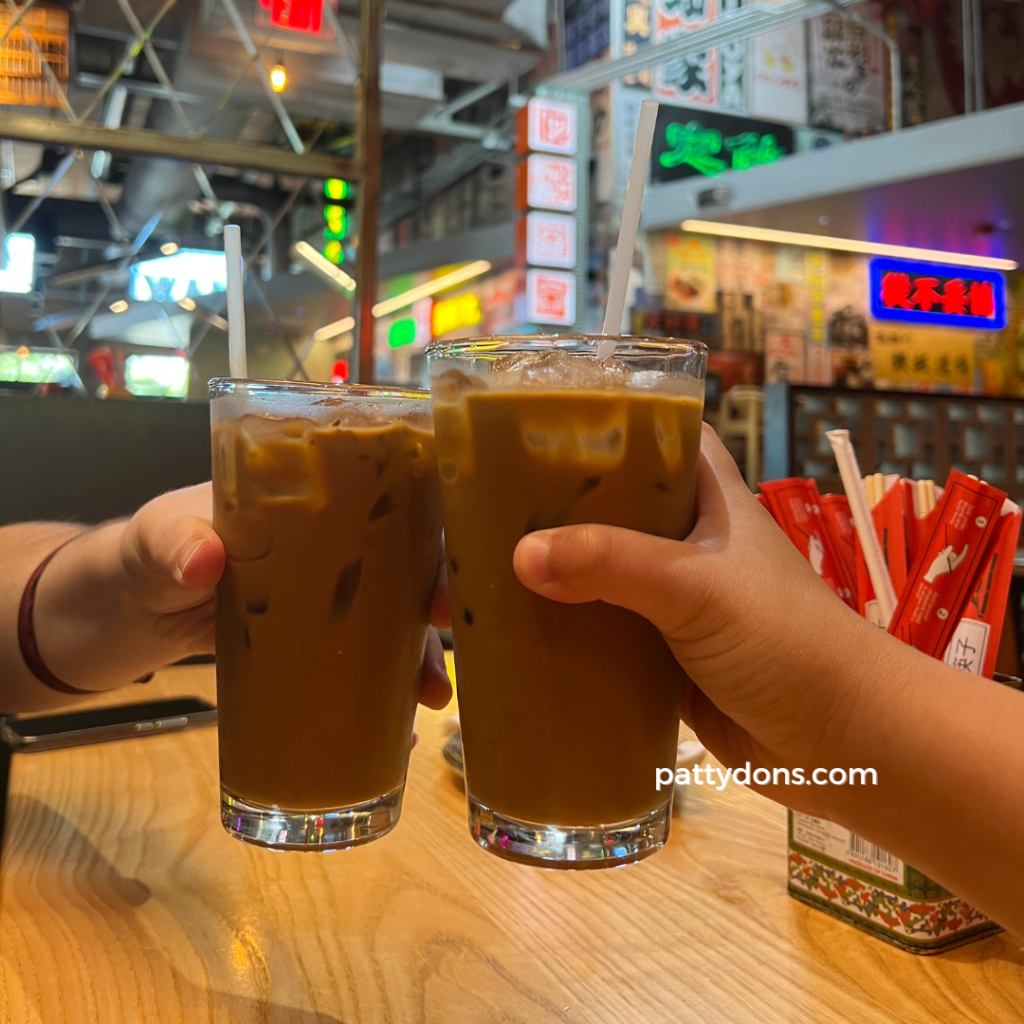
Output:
[869, 258, 1006, 331]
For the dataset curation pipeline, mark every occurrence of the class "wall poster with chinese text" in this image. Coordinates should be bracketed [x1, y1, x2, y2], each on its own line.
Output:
[652, 0, 746, 112]
[622, 0, 654, 90]
[807, 10, 886, 135]
[750, 9, 808, 124]
[869, 325, 977, 391]
[664, 233, 717, 312]
[804, 250, 832, 385]
[765, 330, 806, 383]
[654, 0, 718, 108]
[763, 248, 808, 382]
[825, 253, 872, 387]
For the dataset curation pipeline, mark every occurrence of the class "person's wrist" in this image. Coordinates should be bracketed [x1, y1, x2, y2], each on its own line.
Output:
[33, 520, 155, 691]
[766, 589, 891, 767]
[809, 624, 921, 823]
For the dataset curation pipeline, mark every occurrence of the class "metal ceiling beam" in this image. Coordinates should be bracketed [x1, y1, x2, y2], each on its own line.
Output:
[75, 72, 206, 105]
[418, 79, 512, 146]
[9, 150, 75, 233]
[78, 0, 179, 122]
[0, 112, 358, 179]
[219, 0, 306, 155]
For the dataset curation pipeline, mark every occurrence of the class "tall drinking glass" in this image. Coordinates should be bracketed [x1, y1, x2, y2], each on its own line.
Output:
[427, 336, 706, 868]
[210, 380, 442, 850]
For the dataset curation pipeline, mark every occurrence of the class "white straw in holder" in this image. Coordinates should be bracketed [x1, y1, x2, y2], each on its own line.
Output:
[224, 224, 248, 379]
[598, 98, 659, 360]
[826, 429, 898, 627]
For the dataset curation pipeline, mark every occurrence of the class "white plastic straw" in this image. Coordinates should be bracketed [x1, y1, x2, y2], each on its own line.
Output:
[224, 224, 248, 379]
[598, 98, 659, 360]
[826, 429, 898, 627]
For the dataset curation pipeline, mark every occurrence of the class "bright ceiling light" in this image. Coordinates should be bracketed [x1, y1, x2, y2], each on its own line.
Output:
[294, 241, 357, 292]
[0, 233, 35, 294]
[680, 220, 1018, 271]
[109, 299, 129, 313]
[125, 354, 189, 399]
[372, 261, 492, 318]
[129, 248, 227, 302]
[270, 64, 287, 93]
[160, 241, 179, 256]
[313, 316, 355, 343]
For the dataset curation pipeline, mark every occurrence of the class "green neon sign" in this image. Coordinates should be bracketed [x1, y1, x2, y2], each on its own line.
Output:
[658, 121, 785, 177]
[388, 318, 416, 348]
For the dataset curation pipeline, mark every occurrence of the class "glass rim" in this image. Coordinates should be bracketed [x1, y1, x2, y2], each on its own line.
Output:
[209, 377, 431, 401]
[424, 334, 708, 359]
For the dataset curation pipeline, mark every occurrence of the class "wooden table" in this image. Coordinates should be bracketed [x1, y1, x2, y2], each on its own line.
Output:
[3, 662, 1023, 1024]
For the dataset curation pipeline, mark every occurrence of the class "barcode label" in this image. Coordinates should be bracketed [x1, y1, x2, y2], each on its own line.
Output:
[847, 833, 904, 883]
[792, 813, 905, 885]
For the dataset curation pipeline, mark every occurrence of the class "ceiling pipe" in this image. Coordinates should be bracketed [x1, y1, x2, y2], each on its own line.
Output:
[962, 0, 975, 113]
[972, 0, 985, 112]
[418, 79, 512, 148]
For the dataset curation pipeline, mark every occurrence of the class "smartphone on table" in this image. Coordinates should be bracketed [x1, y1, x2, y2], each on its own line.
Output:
[0, 698, 217, 752]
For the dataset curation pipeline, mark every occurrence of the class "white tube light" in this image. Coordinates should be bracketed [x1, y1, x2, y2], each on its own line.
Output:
[372, 260, 491, 318]
[680, 220, 1018, 271]
[313, 316, 355, 342]
[294, 241, 357, 292]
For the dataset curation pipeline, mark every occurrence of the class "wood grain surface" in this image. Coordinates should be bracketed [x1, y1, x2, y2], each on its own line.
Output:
[2, 662, 1023, 1024]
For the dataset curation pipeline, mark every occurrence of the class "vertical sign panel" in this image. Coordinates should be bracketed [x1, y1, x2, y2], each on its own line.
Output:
[808, 12, 886, 135]
[527, 269, 577, 325]
[749, 15, 807, 123]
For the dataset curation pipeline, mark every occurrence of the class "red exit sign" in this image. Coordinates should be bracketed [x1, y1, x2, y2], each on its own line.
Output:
[256, 0, 336, 37]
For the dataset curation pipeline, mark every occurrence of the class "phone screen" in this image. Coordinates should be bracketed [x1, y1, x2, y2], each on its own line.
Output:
[4, 698, 216, 740]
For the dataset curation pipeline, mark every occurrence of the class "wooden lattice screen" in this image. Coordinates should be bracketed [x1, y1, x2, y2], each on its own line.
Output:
[764, 384, 1024, 505]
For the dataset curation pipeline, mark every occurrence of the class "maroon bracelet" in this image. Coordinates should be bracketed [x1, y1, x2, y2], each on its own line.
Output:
[17, 540, 153, 695]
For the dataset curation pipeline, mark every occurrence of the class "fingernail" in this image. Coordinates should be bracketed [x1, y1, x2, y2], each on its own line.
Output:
[175, 539, 204, 583]
[518, 532, 553, 584]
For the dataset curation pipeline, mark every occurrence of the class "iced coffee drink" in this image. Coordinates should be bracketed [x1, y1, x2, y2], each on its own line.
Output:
[210, 380, 442, 850]
[427, 337, 706, 867]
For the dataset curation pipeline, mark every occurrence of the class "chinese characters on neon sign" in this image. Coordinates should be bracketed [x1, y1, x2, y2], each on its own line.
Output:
[651, 104, 794, 182]
[869, 258, 1006, 331]
[658, 122, 785, 176]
